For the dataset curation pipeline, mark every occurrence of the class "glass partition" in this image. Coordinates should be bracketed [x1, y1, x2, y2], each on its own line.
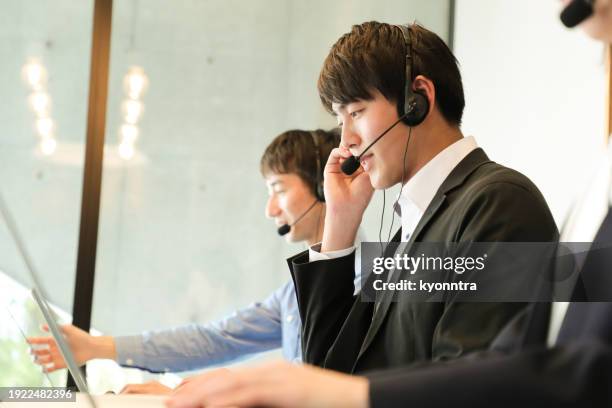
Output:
[0, 0, 94, 385]
[0, 274, 66, 386]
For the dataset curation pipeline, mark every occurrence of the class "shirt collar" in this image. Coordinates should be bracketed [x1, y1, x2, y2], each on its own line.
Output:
[395, 136, 479, 217]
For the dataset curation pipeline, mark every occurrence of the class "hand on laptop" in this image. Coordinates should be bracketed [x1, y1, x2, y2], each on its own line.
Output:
[166, 361, 369, 408]
[27, 324, 116, 372]
[120, 381, 173, 395]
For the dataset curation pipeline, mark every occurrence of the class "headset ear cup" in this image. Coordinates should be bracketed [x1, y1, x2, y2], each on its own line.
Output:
[317, 183, 325, 202]
[402, 91, 429, 127]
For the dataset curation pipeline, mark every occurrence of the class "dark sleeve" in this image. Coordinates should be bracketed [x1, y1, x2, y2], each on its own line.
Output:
[368, 341, 612, 408]
[288, 250, 358, 366]
[456, 181, 559, 242]
[432, 182, 559, 361]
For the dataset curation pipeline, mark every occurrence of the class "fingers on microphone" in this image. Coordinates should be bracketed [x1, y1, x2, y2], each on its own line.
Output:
[331, 147, 352, 158]
[327, 147, 351, 169]
[339, 145, 353, 157]
[325, 148, 343, 168]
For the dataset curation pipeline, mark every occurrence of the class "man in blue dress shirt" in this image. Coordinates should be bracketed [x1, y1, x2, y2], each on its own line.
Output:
[29, 128, 362, 393]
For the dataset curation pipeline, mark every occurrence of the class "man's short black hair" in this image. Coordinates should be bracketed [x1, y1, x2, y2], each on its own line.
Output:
[318, 21, 465, 126]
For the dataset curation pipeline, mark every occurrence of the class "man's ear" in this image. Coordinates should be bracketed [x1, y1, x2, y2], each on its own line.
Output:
[412, 75, 435, 117]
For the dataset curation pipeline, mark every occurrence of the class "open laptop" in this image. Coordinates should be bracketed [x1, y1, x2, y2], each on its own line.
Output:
[1, 192, 167, 407]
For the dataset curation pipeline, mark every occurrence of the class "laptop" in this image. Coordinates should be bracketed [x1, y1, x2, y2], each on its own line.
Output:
[1, 193, 166, 407]
[30, 287, 96, 402]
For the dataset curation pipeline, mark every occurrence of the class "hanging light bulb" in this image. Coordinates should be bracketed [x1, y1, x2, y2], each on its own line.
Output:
[117, 66, 147, 161]
[120, 124, 139, 143]
[121, 99, 144, 124]
[40, 138, 57, 155]
[22, 58, 60, 154]
[118, 142, 135, 160]
[123, 67, 148, 100]
[22, 60, 47, 91]
[36, 117, 54, 138]
[28, 92, 51, 117]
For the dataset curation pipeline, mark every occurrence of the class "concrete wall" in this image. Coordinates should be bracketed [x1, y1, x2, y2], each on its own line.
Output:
[0, 1, 451, 338]
[454, 0, 607, 225]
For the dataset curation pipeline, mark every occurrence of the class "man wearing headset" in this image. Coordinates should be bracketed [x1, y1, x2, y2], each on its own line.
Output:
[289, 21, 555, 374]
[28, 128, 363, 394]
[167, 19, 559, 406]
[166, 3, 612, 407]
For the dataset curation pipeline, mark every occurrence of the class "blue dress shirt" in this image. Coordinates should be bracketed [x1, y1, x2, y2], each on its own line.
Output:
[114, 280, 303, 373]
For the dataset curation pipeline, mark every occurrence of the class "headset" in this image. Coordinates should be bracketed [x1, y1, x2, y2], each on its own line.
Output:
[397, 24, 429, 127]
[341, 23, 430, 175]
[560, 0, 594, 28]
[310, 131, 325, 202]
[380, 24, 431, 247]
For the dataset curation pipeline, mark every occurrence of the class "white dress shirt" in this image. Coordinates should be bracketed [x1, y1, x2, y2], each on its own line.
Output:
[310, 136, 479, 261]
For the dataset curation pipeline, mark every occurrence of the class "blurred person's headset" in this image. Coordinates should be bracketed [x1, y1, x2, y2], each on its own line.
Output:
[310, 131, 325, 202]
[560, 0, 595, 28]
[277, 130, 328, 236]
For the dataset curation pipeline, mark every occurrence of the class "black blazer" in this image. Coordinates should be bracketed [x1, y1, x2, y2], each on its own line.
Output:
[289, 148, 559, 373]
[366, 207, 612, 407]
[367, 304, 612, 407]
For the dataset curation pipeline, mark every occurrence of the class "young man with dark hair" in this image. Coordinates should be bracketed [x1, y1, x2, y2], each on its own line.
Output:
[29, 128, 354, 393]
[167, 7, 612, 408]
[318, 22, 465, 127]
[167, 19, 559, 405]
[295, 21, 556, 373]
[165, 20, 559, 405]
